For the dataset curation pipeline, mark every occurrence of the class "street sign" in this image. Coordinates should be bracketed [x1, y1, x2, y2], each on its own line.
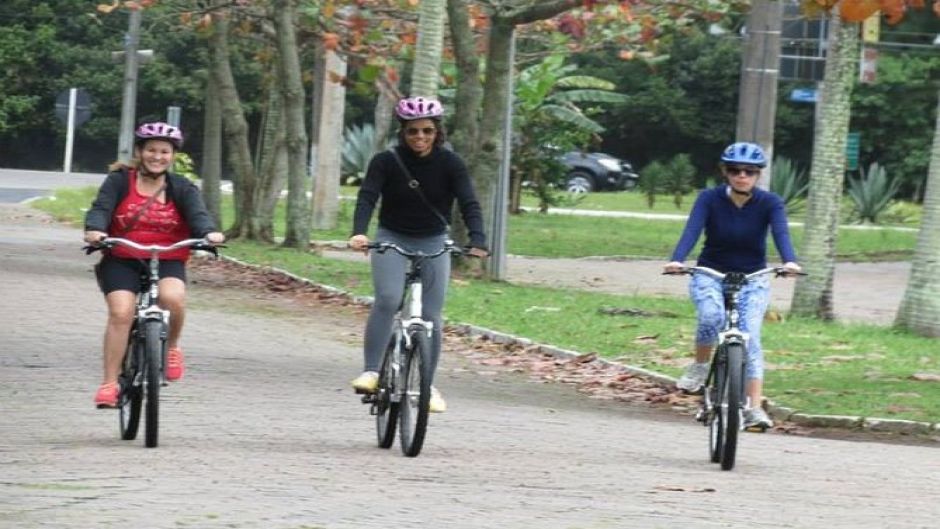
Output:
[54, 88, 92, 126]
[846, 132, 861, 171]
[790, 87, 818, 103]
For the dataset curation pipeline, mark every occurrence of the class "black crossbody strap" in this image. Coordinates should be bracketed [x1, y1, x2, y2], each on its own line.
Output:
[387, 148, 450, 231]
[121, 181, 167, 235]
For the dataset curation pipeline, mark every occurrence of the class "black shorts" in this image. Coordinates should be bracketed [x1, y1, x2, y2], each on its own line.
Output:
[95, 256, 187, 295]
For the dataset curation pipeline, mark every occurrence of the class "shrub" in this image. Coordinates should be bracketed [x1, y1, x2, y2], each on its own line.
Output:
[639, 160, 668, 208]
[847, 162, 900, 224]
[771, 156, 808, 208]
[341, 123, 379, 186]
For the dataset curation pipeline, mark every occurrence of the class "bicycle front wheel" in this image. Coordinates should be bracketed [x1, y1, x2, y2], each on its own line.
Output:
[119, 325, 142, 441]
[707, 355, 725, 464]
[719, 343, 744, 471]
[399, 327, 431, 457]
[143, 320, 163, 448]
[376, 337, 399, 449]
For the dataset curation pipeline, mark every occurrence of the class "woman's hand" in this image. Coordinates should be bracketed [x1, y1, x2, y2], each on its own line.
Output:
[663, 261, 685, 274]
[206, 232, 225, 245]
[781, 262, 802, 276]
[84, 231, 107, 244]
[348, 234, 370, 253]
[467, 247, 489, 259]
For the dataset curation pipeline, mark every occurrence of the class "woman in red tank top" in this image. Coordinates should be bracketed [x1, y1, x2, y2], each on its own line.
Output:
[83, 122, 224, 408]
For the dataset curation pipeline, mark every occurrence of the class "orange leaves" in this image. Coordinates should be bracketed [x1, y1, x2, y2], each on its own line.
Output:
[840, 0, 881, 21]
[803, 0, 934, 24]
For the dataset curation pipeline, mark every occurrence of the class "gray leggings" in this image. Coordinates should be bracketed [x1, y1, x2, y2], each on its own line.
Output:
[362, 228, 451, 378]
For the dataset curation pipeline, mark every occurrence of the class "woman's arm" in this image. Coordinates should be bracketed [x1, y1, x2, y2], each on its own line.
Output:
[769, 196, 798, 263]
[351, 154, 388, 237]
[450, 155, 487, 249]
[84, 171, 125, 233]
[669, 191, 708, 262]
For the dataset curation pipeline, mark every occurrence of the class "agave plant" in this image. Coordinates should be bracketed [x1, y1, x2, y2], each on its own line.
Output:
[847, 162, 900, 224]
[770, 156, 808, 209]
[341, 123, 378, 186]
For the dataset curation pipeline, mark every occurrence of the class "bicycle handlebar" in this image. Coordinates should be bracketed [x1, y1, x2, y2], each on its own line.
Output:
[365, 240, 463, 259]
[663, 265, 806, 280]
[84, 237, 222, 256]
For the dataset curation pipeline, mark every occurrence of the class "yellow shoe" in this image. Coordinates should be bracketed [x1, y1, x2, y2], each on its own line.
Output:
[351, 371, 379, 393]
[429, 386, 447, 413]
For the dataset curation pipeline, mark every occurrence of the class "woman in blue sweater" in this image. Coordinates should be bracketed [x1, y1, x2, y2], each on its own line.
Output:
[664, 142, 801, 429]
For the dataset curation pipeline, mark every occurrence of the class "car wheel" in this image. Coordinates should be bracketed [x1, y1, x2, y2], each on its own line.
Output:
[565, 172, 595, 194]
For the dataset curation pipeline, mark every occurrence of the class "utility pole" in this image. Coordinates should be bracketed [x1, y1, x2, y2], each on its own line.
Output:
[489, 30, 515, 280]
[735, 0, 783, 189]
[117, 8, 143, 163]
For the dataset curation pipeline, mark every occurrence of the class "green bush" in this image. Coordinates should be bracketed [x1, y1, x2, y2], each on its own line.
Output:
[639, 160, 668, 208]
[662, 154, 695, 208]
[771, 156, 808, 211]
[341, 123, 380, 186]
[847, 162, 899, 224]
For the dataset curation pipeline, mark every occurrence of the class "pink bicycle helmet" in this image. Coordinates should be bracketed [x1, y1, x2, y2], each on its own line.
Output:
[395, 96, 444, 121]
[135, 121, 184, 149]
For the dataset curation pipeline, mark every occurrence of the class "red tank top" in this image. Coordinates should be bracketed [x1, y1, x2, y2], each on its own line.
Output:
[109, 170, 191, 261]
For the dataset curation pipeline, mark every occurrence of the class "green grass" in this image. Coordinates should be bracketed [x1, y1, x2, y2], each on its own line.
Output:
[32, 189, 940, 422]
[44, 186, 916, 261]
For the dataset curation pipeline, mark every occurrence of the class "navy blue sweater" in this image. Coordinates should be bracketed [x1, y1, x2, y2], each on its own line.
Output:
[670, 185, 797, 273]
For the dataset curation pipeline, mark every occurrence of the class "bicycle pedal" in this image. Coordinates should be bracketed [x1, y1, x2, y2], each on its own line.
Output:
[745, 424, 768, 433]
[360, 394, 376, 404]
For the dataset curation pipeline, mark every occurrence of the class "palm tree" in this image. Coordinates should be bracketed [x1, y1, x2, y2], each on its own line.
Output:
[410, 0, 447, 97]
[790, 13, 860, 319]
[895, 91, 940, 337]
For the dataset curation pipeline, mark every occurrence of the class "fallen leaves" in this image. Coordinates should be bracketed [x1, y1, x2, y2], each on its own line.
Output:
[910, 372, 940, 382]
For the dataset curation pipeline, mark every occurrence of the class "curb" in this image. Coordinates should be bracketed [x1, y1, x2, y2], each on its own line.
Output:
[214, 254, 938, 438]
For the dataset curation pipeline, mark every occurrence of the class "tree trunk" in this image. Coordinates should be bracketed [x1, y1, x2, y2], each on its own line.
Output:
[895, 90, 940, 337]
[373, 72, 400, 153]
[208, 6, 258, 240]
[252, 85, 287, 242]
[273, 0, 310, 248]
[410, 0, 447, 97]
[446, 0, 483, 160]
[200, 71, 223, 228]
[790, 15, 859, 319]
[311, 46, 346, 230]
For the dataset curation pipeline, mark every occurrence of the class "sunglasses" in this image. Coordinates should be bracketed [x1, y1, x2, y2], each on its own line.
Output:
[725, 166, 760, 177]
[405, 127, 436, 136]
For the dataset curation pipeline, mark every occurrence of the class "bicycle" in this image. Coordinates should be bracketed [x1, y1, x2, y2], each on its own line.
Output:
[86, 237, 219, 448]
[666, 265, 804, 471]
[358, 240, 462, 457]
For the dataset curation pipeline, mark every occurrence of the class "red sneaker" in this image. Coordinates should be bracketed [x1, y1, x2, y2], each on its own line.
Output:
[94, 382, 120, 408]
[166, 346, 184, 381]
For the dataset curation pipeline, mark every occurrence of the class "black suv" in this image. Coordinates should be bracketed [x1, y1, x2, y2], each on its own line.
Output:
[560, 151, 639, 193]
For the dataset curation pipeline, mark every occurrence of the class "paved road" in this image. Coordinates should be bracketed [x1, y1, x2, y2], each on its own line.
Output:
[2, 205, 939, 528]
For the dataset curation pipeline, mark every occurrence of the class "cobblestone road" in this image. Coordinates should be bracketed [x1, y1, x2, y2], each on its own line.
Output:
[2, 206, 938, 529]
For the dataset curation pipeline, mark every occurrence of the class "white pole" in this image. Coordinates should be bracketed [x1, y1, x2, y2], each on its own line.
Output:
[63, 88, 77, 174]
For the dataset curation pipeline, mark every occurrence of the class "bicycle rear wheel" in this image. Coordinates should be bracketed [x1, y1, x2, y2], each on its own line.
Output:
[399, 327, 431, 457]
[719, 343, 744, 471]
[376, 337, 400, 449]
[143, 320, 163, 448]
[119, 325, 142, 441]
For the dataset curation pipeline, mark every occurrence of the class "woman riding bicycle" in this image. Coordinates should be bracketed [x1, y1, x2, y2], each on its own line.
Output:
[663, 142, 801, 429]
[84, 122, 224, 408]
[348, 96, 488, 413]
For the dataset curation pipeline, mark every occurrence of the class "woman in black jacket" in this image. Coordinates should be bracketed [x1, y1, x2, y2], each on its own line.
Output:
[348, 97, 488, 413]
[84, 122, 224, 408]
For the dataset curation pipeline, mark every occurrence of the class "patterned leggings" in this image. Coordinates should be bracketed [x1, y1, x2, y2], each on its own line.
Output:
[689, 273, 771, 380]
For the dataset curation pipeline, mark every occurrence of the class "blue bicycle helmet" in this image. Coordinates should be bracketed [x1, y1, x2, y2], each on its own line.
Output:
[720, 142, 767, 168]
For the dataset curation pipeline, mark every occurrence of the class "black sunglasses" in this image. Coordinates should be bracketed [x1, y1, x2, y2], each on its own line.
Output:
[405, 127, 436, 136]
[725, 166, 760, 176]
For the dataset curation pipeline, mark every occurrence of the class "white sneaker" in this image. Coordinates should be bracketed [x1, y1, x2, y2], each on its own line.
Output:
[744, 407, 774, 430]
[676, 362, 709, 393]
[429, 386, 447, 413]
[351, 371, 379, 393]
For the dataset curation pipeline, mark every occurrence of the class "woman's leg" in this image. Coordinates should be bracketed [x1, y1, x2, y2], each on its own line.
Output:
[363, 248, 407, 372]
[102, 290, 137, 384]
[419, 248, 451, 379]
[158, 277, 186, 348]
[738, 277, 771, 408]
[690, 274, 725, 362]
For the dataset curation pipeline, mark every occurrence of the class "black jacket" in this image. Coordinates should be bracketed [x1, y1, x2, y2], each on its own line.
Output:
[84, 168, 217, 237]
